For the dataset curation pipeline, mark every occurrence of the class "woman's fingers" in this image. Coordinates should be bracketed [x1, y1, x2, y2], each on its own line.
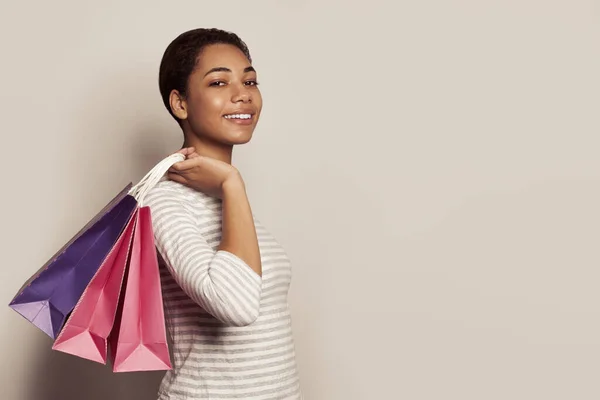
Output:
[175, 147, 195, 157]
[167, 172, 187, 184]
[170, 156, 204, 172]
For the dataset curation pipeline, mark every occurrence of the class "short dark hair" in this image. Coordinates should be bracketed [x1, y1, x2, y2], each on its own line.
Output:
[158, 28, 252, 121]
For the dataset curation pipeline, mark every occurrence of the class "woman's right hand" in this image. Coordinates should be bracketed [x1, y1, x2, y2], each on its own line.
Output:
[168, 147, 244, 198]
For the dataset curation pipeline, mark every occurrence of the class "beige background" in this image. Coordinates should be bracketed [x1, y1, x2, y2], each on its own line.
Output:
[0, 1, 599, 399]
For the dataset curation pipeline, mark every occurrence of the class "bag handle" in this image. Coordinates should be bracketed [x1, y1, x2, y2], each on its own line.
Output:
[129, 152, 185, 206]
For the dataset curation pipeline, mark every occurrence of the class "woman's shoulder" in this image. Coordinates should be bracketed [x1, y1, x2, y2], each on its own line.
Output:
[145, 177, 186, 197]
[144, 177, 209, 210]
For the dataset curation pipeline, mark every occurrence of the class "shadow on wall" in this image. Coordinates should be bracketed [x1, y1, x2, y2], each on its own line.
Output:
[64, 66, 181, 206]
[27, 69, 177, 400]
[30, 342, 164, 400]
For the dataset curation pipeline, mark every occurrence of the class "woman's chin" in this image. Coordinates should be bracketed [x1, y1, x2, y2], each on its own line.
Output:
[224, 130, 254, 145]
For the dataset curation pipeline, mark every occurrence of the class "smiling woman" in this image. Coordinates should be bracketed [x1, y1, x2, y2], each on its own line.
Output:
[145, 28, 302, 399]
[160, 33, 263, 152]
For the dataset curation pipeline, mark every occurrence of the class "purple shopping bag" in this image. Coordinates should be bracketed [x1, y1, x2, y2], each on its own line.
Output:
[9, 183, 137, 339]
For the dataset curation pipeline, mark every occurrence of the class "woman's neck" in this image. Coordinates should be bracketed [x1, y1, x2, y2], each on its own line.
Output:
[182, 134, 233, 164]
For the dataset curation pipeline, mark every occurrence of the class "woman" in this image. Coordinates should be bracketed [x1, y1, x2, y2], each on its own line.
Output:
[145, 28, 302, 399]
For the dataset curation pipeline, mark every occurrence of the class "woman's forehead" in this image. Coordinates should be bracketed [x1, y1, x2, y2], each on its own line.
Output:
[196, 44, 252, 72]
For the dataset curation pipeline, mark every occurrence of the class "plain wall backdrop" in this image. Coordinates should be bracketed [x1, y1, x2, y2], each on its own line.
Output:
[0, 1, 599, 399]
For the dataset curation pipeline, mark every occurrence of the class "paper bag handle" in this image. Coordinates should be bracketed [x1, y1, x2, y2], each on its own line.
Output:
[129, 152, 185, 206]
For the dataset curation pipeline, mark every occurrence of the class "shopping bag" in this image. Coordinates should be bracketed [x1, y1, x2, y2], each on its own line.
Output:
[51, 209, 138, 363]
[52, 153, 183, 368]
[108, 198, 173, 372]
[9, 184, 138, 338]
[52, 153, 182, 369]
[10, 152, 182, 371]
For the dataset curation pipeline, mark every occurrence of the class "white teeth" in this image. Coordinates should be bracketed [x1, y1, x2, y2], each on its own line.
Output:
[224, 114, 252, 119]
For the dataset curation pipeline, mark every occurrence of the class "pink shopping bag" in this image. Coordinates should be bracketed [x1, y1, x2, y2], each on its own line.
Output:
[51, 209, 138, 364]
[108, 206, 172, 372]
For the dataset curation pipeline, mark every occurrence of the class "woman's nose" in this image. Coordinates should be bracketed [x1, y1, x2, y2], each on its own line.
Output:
[232, 84, 252, 103]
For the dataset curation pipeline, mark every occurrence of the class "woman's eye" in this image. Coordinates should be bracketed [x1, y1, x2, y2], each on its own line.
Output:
[209, 81, 226, 87]
[245, 80, 259, 86]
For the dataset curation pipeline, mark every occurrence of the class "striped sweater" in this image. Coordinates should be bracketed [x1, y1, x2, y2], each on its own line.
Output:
[145, 177, 301, 400]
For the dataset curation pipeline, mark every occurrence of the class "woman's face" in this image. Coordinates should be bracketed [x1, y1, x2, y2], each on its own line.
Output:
[174, 43, 263, 145]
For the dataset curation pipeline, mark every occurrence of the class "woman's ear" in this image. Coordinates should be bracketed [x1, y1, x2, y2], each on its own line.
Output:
[169, 89, 188, 120]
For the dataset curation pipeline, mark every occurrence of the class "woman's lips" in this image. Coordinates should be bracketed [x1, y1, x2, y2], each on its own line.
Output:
[223, 114, 254, 125]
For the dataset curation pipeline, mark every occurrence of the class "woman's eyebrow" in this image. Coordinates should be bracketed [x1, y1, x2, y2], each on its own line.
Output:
[204, 66, 256, 77]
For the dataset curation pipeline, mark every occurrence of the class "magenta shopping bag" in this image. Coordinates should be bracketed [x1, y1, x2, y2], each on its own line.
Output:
[108, 207, 172, 372]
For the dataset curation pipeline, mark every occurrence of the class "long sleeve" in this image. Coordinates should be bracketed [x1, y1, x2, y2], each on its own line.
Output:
[145, 184, 263, 326]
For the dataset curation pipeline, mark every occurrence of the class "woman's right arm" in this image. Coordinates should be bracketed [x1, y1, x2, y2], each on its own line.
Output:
[145, 184, 263, 327]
